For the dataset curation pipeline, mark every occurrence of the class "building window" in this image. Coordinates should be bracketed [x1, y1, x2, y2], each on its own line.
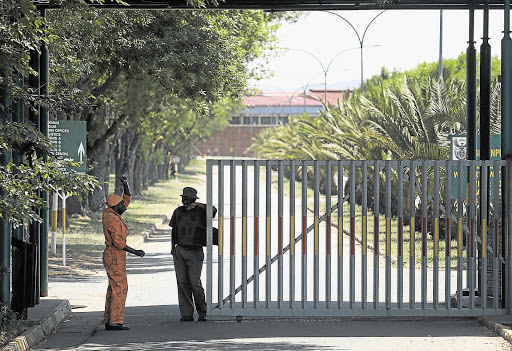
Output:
[260, 116, 270, 125]
[260, 116, 278, 125]
[243, 116, 253, 125]
[231, 116, 241, 125]
[278, 116, 289, 124]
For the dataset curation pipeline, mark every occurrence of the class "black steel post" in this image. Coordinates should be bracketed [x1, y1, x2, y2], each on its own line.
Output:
[467, 9, 477, 162]
[14, 70, 25, 241]
[481, 4, 491, 161]
[40, 38, 49, 297]
[11, 72, 25, 314]
[439, 10, 443, 80]
[479, 0, 492, 302]
[501, 0, 512, 311]
[466, 8, 478, 294]
[0, 67, 12, 308]
[28, 49, 41, 305]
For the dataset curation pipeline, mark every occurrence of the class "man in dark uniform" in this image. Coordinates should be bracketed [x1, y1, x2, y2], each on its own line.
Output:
[169, 187, 217, 322]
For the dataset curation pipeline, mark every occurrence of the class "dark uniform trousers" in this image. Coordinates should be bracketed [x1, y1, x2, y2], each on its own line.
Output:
[173, 245, 206, 319]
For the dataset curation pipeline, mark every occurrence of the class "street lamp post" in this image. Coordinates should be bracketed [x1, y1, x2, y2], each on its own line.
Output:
[286, 46, 367, 104]
[326, 10, 386, 93]
[297, 72, 323, 113]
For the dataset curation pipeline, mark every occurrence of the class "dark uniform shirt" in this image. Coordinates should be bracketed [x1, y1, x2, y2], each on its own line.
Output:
[169, 203, 217, 247]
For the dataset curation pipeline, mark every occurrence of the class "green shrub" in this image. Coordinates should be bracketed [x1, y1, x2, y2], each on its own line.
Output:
[0, 304, 20, 348]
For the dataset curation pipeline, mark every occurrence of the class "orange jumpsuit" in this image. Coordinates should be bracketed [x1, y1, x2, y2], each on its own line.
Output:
[102, 193, 131, 324]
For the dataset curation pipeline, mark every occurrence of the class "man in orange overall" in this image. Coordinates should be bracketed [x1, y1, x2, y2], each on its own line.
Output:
[102, 175, 145, 331]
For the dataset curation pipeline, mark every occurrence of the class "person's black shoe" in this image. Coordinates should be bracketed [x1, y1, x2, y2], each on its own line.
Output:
[180, 317, 194, 322]
[198, 317, 207, 322]
[105, 323, 130, 330]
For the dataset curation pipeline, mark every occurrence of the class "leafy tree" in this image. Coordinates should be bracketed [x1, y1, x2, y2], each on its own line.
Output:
[1, 1, 99, 226]
[0, 120, 99, 227]
[45, 4, 297, 213]
[251, 53, 502, 239]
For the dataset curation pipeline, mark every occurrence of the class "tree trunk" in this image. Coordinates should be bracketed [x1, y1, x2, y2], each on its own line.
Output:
[114, 128, 141, 195]
[133, 155, 144, 195]
[88, 140, 111, 213]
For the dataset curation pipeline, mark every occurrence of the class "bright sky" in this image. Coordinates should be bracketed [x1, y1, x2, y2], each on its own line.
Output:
[249, 9, 506, 92]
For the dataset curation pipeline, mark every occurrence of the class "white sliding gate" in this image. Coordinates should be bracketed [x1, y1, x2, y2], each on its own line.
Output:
[205, 159, 510, 317]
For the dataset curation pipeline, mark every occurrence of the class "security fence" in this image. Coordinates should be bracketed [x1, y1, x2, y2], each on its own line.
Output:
[205, 159, 509, 317]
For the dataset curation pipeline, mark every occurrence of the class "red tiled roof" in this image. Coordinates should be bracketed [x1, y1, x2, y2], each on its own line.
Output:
[243, 92, 321, 107]
[308, 90, 348, 106]
[243, 89, 350, 107]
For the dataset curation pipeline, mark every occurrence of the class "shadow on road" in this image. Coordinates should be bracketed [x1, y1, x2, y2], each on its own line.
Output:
[126, 226, 175, 275]
[70, 305, 496, 351]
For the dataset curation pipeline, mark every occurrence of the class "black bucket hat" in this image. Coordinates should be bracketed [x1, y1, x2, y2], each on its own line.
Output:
[180, 187, 199, 199]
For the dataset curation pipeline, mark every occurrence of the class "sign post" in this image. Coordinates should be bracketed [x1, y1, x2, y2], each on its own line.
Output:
[48, 120, 87, 265]
[171, 155, 181, 182]
[48, 120, 87, 173]
[450, 134, 502, 199]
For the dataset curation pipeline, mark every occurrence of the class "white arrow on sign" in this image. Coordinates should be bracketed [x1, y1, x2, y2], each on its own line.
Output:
[78, 141, 86, 162]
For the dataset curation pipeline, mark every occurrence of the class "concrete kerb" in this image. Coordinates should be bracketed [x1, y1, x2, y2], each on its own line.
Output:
[479, 316, 512, 345]
[1, 300, 71, 351]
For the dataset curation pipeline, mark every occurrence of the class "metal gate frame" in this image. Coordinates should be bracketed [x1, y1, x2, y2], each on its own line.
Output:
[206, 159, 511, 317]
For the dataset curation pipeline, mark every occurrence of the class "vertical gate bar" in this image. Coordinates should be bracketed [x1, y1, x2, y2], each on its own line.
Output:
[493, 161, 499, 309]
[502, 162, 507, 310]
[457, 161, 464, 310]
[409, 161, 416, 309]
[421, 161, 428, 310]
[338, 161, 344, 308]
[242, 160, 248, 309]
[326, 161, 332, 309]
[314, 161, 320, 308]
[433, 161, 440, 309]
[385, 162, 392, 309]
[396, 161, 405, 309]
[362, 162, 368, 309]
[508, 160, 512, 314]
[466, 164, 471, 292]
[290, 160, 296, 309]
[482, 162, 489, 310]
[350, 162, 356, 309]
[254, 161, 259, 309]
[218, 161, 224, 310]
[207, 160, 213, 313]
[397, 161, 404, 309]
[302, 161, 308, 309]
[230, 160, 236, 309]
[504, 0, 512, 312]
[373, 161, 380, 309]
[266, 160, 272, 308]
[469, 162, 476, 309]
[445, 160, 452, 310]
[278, 160, 284, 308]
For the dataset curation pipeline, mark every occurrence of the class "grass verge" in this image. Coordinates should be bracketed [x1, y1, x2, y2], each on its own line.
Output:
[272, 171, 463, 269]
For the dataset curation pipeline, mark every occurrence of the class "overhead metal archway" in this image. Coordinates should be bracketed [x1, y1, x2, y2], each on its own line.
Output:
[35, 0, 512, 11]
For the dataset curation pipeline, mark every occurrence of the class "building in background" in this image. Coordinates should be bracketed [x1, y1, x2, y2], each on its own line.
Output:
[194, 89, 350, 157]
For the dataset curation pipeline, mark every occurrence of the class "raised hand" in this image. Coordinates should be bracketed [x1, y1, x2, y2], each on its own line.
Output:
[117, 175, 128, 184]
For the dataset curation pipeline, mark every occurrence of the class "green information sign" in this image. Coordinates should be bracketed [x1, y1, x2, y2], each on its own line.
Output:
[48, 120, 87, 174]
[450, 134, 502, 199]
